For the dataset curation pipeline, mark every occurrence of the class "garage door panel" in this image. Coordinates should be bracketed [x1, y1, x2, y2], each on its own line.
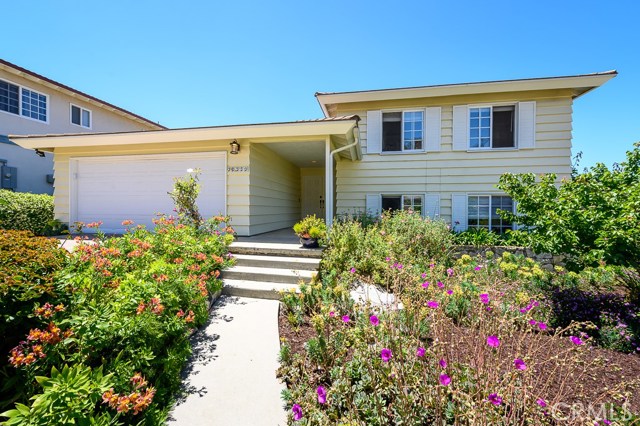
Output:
[73, 153, 226, 233]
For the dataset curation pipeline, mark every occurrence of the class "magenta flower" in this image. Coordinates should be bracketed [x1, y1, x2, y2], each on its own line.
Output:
[349, 267, 356, 273]
[427, 300, 439, 309]
[381, 348, 392, 362]
[317, 386, 327, 404]
[447, 268, 454, 276]
[538, 322, 548, 331]
[292, 404, 303, 420]
[439, 358, 447, 368]
[474, 266, 482, 271]
[437, 281, 444, 288]
[422, 281, 430, 288]
[479, 293, 490, 304]
[421, 272, 427, 279]
[514, 358, 527, 370]
[342, 315, 350, 323]
[416, 347, 426, 357]
[370, 315, 379, 326]
[446, 289, 453, 295]
[329, 311, 335, 317]
[385, 257, 391, 261]
[570, 335, 584, 346]
[439, 374, 451, 386]
[487, 335, 501, 348]
[488, 393, 502, 405]
[529, 319, 537, 326]
[536, 398, 547, 408]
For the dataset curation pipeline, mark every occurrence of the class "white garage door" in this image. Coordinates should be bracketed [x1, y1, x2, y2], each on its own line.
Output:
[72, 152, 226, 233]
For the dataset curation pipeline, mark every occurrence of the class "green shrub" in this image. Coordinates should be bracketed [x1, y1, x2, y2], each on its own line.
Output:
[168, 169, 204, 228]
[293, 215, 327, 242]
[0, 190, 59, 236]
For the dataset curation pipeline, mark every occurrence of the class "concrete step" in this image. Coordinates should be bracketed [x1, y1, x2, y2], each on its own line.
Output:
[232, 253, 320, 271]
[222, 279, 300, 300]
[223, 265, 316, 284]
[229, 242, 323, 258]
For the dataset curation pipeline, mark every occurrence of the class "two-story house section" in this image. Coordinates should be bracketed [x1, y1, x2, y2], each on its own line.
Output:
[0, 59, 165, 194]
[315, 71, 616, 232]
[11, 71, 615, 235]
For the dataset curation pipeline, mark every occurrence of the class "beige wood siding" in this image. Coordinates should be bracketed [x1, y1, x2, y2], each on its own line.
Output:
[249, 144, 301, 235]
[52, 140, 250, 235]
[334, 92, 573, 223]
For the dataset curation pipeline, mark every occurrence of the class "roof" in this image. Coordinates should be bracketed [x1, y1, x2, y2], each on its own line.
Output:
[0, 59, 166, 130]
[315, 71, 618, 116]
[10, 115, 360, 151]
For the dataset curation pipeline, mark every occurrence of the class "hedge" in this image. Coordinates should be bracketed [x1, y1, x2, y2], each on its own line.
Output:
[0, 190, 58, 235]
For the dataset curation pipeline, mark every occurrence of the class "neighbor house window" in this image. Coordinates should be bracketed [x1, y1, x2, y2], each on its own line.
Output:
[71, 104, 91, 128]
[469, 106, 514, 149]
[0, 79, 47, 122]
[382, 110, 423, 152]
[467, 195, 514, 233]
[382, 195, 423, 215]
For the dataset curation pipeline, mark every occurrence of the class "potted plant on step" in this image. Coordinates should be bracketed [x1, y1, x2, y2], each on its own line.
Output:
[293, 215, 326, 248]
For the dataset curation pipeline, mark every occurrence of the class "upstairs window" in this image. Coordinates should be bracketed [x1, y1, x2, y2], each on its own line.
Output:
[382, 110, 423, 152]
[469, 105, 515, 149]
[71, 104, 91, 128]
[0, 79, 47, 122]
[467, 195, 514, 234]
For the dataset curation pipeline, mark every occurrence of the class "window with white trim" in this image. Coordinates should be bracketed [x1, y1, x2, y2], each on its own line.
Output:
[71, 104, 91, 128]
[382, 110, 423, 152]
[0, 79, 47, 122]
[467, 195, 514, 233]
[469, 105, 514, 149]
[381, 195, 423, 215]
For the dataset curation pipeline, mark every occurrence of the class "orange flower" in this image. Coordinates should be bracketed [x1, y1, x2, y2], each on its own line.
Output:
[121, 219, 134, 226]
[185, 310, 195, 323]
[136, 302, 146, 315]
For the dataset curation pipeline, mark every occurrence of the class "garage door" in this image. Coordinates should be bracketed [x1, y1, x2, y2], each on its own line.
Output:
[72, 152, 226, 233]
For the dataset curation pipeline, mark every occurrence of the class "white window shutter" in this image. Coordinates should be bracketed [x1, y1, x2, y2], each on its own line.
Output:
[452, 105, 468, 151]
[451, 194, 468, 232]
[425, 107, 441, 152]
[366, 110, 382, 154]
[424, 193, 440, 219]
[517, 101, 536, 149]
[365, 194, 381, 216]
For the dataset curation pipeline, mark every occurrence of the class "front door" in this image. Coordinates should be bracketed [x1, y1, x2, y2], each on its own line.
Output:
[301, 174, 325, 219]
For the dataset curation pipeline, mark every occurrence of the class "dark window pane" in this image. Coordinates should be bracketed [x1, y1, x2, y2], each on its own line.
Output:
[381, 196, 401, 211]
[71, 105, 81, 125]
[382, 112, 402, 152]
[493, 106, 515, 148]
[0, 80, 19, 114]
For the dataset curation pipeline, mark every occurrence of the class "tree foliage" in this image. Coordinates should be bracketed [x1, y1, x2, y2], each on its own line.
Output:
[497, 142, 640, 270]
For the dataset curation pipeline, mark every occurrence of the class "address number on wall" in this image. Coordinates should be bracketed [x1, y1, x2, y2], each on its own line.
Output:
[227, 166, 249, 172]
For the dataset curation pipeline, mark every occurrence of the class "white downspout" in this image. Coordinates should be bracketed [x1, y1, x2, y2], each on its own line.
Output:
[325, 126, 361, 227]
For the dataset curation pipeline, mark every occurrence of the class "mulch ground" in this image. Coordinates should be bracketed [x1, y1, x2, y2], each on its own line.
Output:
[277, 305, 640, 416]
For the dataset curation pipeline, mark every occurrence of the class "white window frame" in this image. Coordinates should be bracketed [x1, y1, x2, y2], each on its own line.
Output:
[0, 78, 49, 124]
[467, 103, 516, 151]
[467, 193, 515, 233]
[70, 103, 92, 129]
[381, 109, 425, 153]
[381, 194, 424, 216]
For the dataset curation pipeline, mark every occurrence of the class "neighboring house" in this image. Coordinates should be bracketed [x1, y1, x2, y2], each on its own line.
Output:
[11, 71, 615, 235]
[0, 59, 165, 194]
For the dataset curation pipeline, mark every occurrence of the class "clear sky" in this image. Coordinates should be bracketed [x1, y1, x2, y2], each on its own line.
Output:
[3, 0, 638, 168]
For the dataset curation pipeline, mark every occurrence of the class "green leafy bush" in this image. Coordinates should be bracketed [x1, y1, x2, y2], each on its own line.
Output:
[293, 215, 327, 241]
[168, 169, 204, 228]
[0, 190, 61, 236]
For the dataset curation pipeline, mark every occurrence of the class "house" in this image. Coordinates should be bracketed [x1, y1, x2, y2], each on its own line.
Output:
[0, 59, 165, 194]
[10, 71, 616, 235]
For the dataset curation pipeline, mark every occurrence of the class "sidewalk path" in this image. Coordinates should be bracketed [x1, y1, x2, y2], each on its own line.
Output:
[167, 296, 287, 426]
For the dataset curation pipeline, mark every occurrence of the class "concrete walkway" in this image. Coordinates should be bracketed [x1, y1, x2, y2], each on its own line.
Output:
[167, 296, 287, 426]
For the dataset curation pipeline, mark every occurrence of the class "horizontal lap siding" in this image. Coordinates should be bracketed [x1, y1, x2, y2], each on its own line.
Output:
[249, 144, 300, 235]
[52, 140, 251, 235]
[335, 95, 573, 223]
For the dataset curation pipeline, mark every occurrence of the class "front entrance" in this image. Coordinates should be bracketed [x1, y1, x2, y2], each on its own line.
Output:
[301, 174, 325, 218]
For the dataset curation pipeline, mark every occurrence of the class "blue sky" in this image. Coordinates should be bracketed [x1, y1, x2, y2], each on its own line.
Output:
[3, 1, 638, 168]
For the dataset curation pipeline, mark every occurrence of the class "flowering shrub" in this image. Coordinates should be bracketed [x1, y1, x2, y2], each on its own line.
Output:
[279, 216, 640, 425]
[0, 190, 63, 235]
[1, 217, 234, 423]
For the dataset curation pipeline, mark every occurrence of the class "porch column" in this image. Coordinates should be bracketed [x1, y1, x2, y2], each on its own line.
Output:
[325, 136, 333, 227]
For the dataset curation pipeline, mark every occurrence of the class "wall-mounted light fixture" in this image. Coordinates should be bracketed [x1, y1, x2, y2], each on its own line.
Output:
[230, 139, 240, 155]
[35, 149, 45, 158]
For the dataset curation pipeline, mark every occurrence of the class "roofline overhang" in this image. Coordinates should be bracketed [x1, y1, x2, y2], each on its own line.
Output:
[0, 59, 166, 130]
[315, 71, 618, 115]
[10, 117, 360, 151]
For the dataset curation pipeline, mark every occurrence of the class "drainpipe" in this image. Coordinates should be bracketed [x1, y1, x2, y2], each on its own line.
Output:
[326, 125, 361, 227]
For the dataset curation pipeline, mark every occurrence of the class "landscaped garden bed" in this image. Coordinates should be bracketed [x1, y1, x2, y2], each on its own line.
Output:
[277, 211, 640, 425]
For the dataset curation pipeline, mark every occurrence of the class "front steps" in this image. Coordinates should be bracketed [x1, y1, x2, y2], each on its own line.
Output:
[223, 243, 322, 300]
